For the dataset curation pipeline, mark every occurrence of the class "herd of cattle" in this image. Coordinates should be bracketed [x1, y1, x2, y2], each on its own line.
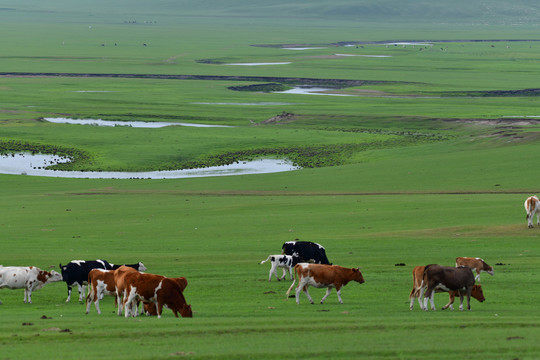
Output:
[264, 240, 494, 311]
[0, 259, 192, 318]
[2, 194, 538, 316]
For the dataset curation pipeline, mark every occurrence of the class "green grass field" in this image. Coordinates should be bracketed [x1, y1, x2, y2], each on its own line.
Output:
[1, 1, 540, 359]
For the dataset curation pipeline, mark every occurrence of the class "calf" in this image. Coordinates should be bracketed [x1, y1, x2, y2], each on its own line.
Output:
[422, 264, 476, 311]
[455, 257, 494, 283]
[260, 255, 299, 281]
[286, 263, 364, 304]
[59, 259, 113, 302]
[525, 196, 540, 228]
[282, 240, 330, 264]
[409, 265, 485, 310]
[0, 265, 62, 304]
[123, 272, 192, 318]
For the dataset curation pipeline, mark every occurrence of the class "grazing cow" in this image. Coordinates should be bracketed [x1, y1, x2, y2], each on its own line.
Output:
[455, 257, 494, 283]
[59, 259, 113, 302]
[286, 263, 364, 304]
[409, 265, 485, 310]
[123, 272, 192, 318]
[0, 265, 62, 304]
[143, 277, 188, 316]
[281, 240, 330, 264]
[524, 196, 540, 228]
[260, 255, 299, 281]
[422, 264, 476, 311]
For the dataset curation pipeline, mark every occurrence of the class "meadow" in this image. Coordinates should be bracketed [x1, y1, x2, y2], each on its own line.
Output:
[1, 1, 540, 359]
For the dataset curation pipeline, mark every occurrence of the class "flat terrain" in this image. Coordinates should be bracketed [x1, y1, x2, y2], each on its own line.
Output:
[1, 1, 540, 359]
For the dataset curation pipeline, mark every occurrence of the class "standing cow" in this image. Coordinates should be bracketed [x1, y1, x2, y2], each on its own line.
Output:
[421, 264, 476, 311]
[260, 255, 299, 281]
[286, 263, 364, 304]
[0, 265, 62, 304]
[282, 240, 331, 264]
[524, 196, 540, 228]
[455, 257, 493, 283]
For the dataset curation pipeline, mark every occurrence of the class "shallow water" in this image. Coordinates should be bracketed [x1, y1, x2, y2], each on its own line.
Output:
[273, 86, 355, 97]
[223, 62, 291, 66]
[0, 153, 299, 179]
[335, 54, 391, 58]
[43, 117, 232, 128]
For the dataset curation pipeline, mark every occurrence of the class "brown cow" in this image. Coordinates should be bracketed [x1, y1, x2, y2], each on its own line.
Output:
[422, 264, 476, 311]
[142, 277, 188, 316]
[455, 257, 494, 283]
[409, 265, 485, 310]
[123, 272, 192, 318]
[525, 196, 540, 228]
[113, 265, 140, 316]
[86, 269, 116, 314]
[286, 263, 364, 304]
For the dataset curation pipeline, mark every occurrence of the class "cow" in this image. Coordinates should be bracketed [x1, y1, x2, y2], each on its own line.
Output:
[524, 196, 540, 228]
[409, 265, 485, 310]
[113, 265, 140, 316]
[281, 240, 330, 264]
[455, 257, 494, 283]
[123, 272, 192, 318]
[111, 262, 147, 271]
[421, 264, 476, 311]
[86, 269, 116, 315]
[142, 277, 188, 316]
[259, 255, 300, 281]
[0, 265, 62, 304]
[286, 263, 364, 304]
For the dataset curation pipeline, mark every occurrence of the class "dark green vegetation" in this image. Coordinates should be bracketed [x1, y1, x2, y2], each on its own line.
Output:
[1, 1, 540, 359]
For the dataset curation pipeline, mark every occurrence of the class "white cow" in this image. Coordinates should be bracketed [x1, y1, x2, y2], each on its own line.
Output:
[525, 196, 540, 228]
[0, 265, 63, 304]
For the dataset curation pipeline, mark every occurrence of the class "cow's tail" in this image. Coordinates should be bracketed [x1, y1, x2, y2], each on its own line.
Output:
[285, 266, 298, 299]
[259, 255, 271, 265]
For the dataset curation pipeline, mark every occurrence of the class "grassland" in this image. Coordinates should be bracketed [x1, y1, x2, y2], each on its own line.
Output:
[1, 1, 540, 359]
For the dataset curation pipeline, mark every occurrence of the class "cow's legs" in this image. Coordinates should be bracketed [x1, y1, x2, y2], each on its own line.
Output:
[320, 288, 332, 304]
[335, 288, 344, 304]
[124, 288, 137, 318]
[288, 267, 294, 281]
[302, 287, 314, 304]
[66, 286, 72, 302]
[442, 292, 455, 310]
[24, 288, 32, 304]
[279, 268, 287, 281]
[269, 263, 279, 281]
[77, 283, 86, 302]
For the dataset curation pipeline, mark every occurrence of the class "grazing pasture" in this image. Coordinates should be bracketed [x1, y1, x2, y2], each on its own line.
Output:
[1, 0, 540, 359]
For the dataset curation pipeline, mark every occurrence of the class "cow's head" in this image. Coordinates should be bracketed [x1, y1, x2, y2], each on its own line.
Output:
[471, 284, 485, 302]
[137, 262, 148, 272]
[180, 303, 193, 318]
[352, 268, 365, 284]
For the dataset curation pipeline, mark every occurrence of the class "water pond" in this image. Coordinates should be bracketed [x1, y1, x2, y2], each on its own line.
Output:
[43, 117, 232, 128]
[0, 153, 299, 179]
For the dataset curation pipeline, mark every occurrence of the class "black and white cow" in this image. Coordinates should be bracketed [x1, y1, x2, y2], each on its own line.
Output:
[260, 255, 300, 281]
[60, 260, 113, 302]
[281, 240, 330, 265]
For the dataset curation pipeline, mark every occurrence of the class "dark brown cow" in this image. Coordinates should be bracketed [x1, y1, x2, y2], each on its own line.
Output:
[286, 263, 364, 304]
[409, 265, 485, 310]
[422, 264, 476, 311]
[123, 273, 192, 318]
[455, 257, 494, 283]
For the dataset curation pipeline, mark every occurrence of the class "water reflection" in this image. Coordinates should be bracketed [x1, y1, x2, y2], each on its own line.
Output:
[0, 153, 299, 179]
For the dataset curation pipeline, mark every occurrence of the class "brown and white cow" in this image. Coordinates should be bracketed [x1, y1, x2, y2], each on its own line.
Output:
[455, 257, 494, 283]
[86, 269, 116, 314]
[524, 196, 540, 228]
[123, 272, 192, 318]
[142, 277, 188, 316]
[286, 263, 364, 304]
[409, 265, 485, 310]
[421, 264, 476, 311]
[0, 265, 62, 304]
[113, 265, 140, 316]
